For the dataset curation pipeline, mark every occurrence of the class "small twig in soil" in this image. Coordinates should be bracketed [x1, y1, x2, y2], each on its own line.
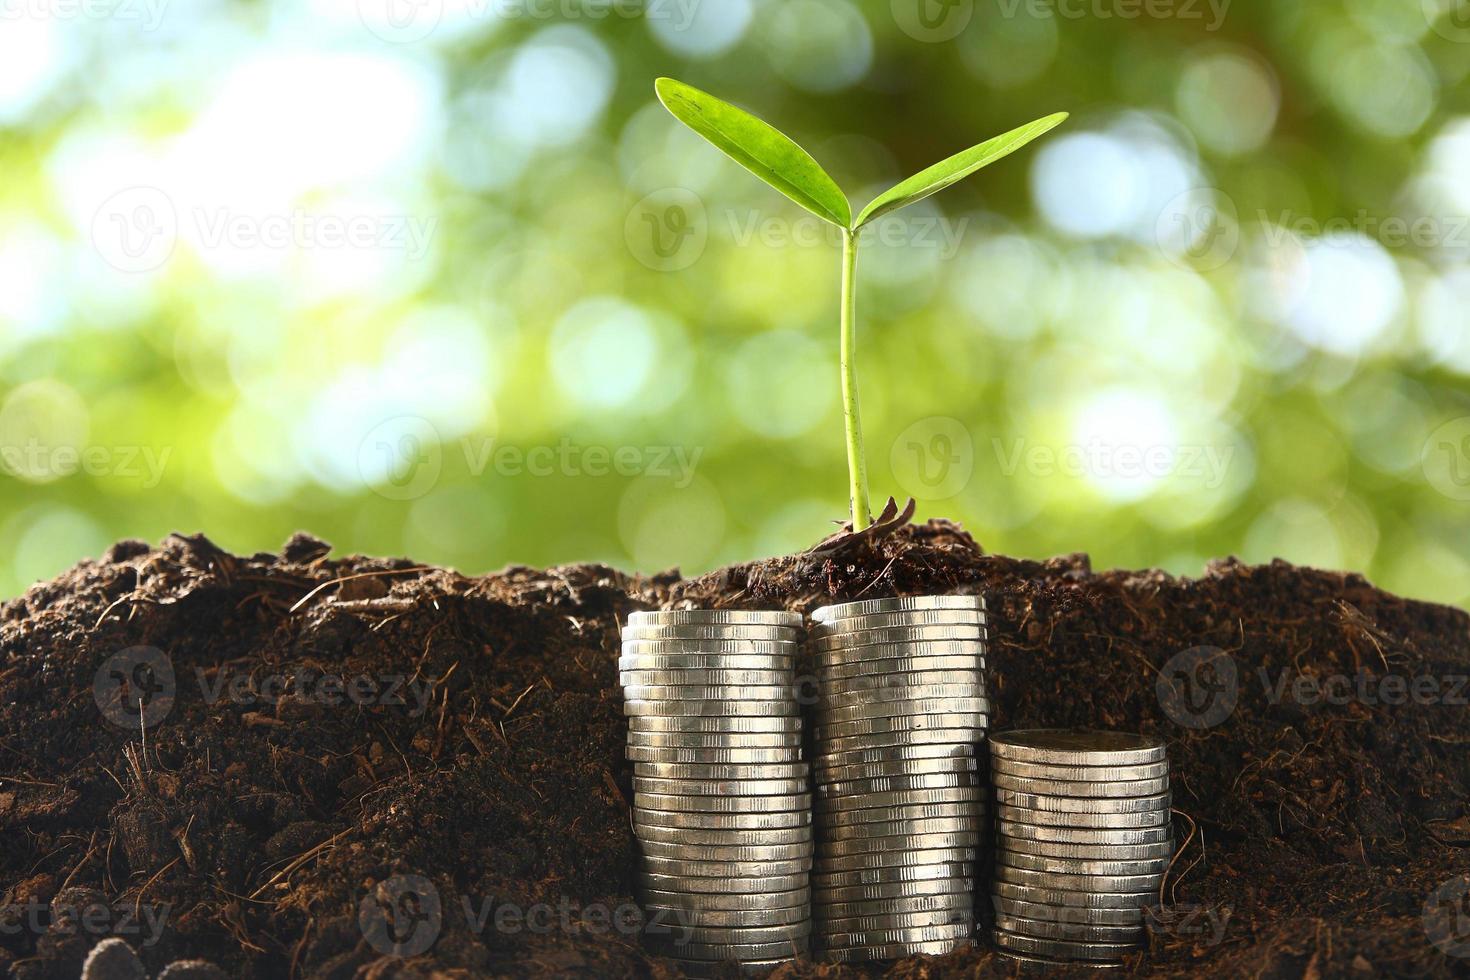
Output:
[287, 567, 429, 614]
[248, 827, 352, 901]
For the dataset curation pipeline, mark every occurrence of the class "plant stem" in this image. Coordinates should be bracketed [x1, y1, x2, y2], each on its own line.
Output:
[840, 229, 871, 531]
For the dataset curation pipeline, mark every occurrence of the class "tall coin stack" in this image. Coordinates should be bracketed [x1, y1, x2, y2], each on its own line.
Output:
[806, 595, 990, 962]
[989, 730, 1173, 966]
[622, 609, 813, 974]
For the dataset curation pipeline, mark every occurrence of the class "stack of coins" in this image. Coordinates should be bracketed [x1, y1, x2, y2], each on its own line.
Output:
[806, 595, 990, 962]
[622, 609, 813, 974]
[989, 730, 1173, 967]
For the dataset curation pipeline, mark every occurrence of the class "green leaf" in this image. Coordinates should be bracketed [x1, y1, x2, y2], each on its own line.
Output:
[655, 77, 851, 228]
[854, 112, 1069, 227]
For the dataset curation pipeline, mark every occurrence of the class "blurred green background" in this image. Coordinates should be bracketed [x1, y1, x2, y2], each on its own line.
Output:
[3, 0, 1470, 606]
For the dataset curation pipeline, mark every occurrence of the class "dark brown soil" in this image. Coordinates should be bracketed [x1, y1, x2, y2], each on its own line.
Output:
[2, 521, 1467, 979]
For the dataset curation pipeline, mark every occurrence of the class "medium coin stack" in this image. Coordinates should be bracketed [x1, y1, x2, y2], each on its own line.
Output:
[806, 595, 990, 962]
[622, 609, 813, 974]
[990, 730, 1173, 966]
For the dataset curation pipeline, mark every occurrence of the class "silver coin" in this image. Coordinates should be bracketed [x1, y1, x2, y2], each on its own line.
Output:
[818, 684, 989, 712]
[990, 758, 1170, 782]
[818, 799, 981, 828]
[998, 851, 1172, 876]
[634, 791, 812, 814]
[619, 655, 796, 674]
[636, 823, 812, 846]
[821, 936, 972, 962]
[812, 610, 986, 637]
[814, 727, 982, 755]
[822, 831, 981, 857]
[990, 880, 1156, 910]
[809, 625, 987, 652]
[814, 847, 978, 872]
[814, 725, 988, 750]
[990, 730, 1167, 767]
[811, 595, 986, 622]
[815, 908, 973, 933]
[991, 927, 1137, 962]
[640, 855, 812, 878]
[628, 725, 802, 744]
[994, 912, 1144, 944]
[822, 653, 986, 680]
[813, 710, 988, 735]
[993, 864, 1164, 894]
[993, 773, 1169, 799]
[995, 804, 1170, 830]
[625, 700, 799, 718]
[650, 938, 810, 960]
[639, 839, 815, 862]
[816, 892, 973, 920]
[628, 609, 802, 627]
[644, 920, 812, 945]
[627, 745, 802, 764]
[641, 904, 810, 928]
[994, 790, 1171, 814]
[998, 834, 1175, 861]
[813, 877, 975, 904]
[824, 816, 980, 841]
[633, 776, 808, 797]
[622, 684, 796, 702]
[636, 809, 812, 831]
[816, 639, 989, 667]
[813, 860, 976, 888]
[816, 697, 992, 723]
[816, 756, 978, 783]
[818, 921, 974, 948]
[817, 786, 987, 813]
[820, 669, 985, 694]
[620, 641, 798, 656]
[639, 871, 809, 895]
[628, 714, 802, 734]
[633, 761, 809, 781]
[622, 624, 799, 641]
[815, 742, 976, 769]
[815, 771, 982, 799]
[991, 896, 1145, 926]
[997, 820, 1172, 845]
[640, 887, 811, 912]
[621, 669, 794, 687]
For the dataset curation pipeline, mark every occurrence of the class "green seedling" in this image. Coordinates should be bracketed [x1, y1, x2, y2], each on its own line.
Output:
[655, 77, 1067, 531]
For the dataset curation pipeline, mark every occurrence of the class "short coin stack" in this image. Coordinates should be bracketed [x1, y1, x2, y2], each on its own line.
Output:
[806, 595, 990, 962]
[989, 730, 1173, 966]
[622, 609, 812, 974]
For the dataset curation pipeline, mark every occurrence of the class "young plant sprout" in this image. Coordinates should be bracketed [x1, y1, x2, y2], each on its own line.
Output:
[656, 77, 1067, 532]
